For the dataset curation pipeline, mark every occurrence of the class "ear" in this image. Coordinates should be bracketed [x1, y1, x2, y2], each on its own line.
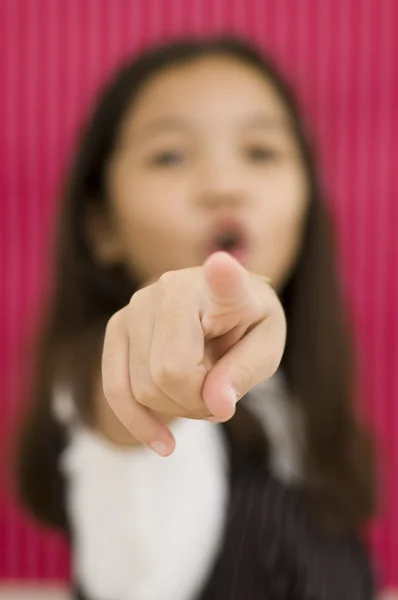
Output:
[85, 204, 124, 265]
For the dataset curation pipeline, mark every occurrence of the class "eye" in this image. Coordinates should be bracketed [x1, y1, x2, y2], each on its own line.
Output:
[150, 150, 185, 167]
[246, 145, 279, 163]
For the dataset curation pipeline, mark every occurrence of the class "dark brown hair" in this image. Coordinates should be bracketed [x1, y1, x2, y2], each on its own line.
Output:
[17, 36, 375, 534]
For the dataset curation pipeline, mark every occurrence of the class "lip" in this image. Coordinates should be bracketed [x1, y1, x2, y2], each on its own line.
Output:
[205, 217, 251, 266]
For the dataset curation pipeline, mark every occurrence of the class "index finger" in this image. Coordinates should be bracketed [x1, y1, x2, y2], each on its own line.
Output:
[202, 251, 270, 337]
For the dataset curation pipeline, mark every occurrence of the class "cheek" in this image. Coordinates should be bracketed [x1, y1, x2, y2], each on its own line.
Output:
[113, 167, 191, 231]
[107, 167, 195, 279]
[257, 168, 309, 284]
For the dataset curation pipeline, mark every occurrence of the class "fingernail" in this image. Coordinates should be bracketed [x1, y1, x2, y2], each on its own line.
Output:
[227, 386, 239, 405]
[150, 441, 169, 457]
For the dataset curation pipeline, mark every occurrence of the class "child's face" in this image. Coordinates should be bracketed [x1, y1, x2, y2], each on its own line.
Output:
[100, 56, 309, 288]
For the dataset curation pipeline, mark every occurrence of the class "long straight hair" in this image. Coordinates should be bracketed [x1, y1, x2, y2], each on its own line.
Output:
[17, 36, 375, 534]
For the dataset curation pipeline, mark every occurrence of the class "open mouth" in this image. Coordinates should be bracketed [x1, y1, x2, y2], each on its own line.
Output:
[215, 230, 244, 253]
[207, 223, 250, 264]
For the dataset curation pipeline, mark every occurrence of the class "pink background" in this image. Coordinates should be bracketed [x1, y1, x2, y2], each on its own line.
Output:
[0, 0, 397, 586]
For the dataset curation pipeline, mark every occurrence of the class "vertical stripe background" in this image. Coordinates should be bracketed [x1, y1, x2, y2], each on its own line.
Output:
[0, 0, 397, 586]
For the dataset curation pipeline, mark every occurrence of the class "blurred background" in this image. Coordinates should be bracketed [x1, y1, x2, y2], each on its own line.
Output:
[0, 0, 397, 594]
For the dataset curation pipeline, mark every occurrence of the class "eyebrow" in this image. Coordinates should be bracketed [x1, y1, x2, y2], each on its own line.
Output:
[130, 113, 289, 142]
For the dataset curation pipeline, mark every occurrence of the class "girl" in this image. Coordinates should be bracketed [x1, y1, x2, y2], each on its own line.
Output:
[17, 36, 377, 599]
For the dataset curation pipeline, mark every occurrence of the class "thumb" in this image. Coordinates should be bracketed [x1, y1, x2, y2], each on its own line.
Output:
[202, 252, 251, 334]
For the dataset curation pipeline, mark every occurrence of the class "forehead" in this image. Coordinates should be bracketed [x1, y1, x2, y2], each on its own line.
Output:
[122, 56, 291, 137]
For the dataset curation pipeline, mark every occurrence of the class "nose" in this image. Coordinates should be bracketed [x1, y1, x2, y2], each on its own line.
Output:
[196, 158, 246, 210]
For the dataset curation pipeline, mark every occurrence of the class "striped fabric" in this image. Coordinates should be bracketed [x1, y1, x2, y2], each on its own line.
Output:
[0, 0, 397, 587]
[197, 466, 374, 600]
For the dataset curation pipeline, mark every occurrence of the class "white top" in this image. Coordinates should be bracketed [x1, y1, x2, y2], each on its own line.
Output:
[53, 373, 302, 600]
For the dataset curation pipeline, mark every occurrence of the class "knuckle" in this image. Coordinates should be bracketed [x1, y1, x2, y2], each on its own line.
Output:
[131, 378, 155, 408]
[158, 270, 176, 289]
[105, 308, 124, 336]
[128, 288, 147, 312]
[151, 360, 184, 389]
